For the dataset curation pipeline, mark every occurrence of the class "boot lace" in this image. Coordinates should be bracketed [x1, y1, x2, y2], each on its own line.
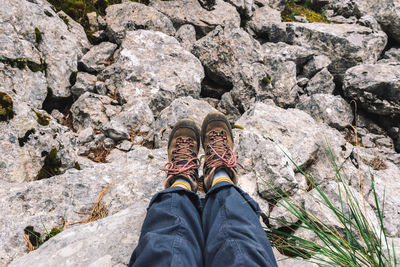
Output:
[205, 130, 243, 169]
[161, 137, 200, 177]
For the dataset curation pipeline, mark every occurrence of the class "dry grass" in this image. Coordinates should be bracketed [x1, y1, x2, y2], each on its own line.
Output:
[23, 234, 35, 252]
[363, 157, 387, 171]
[61, 109, 75, 132]
[70, 183, 113, 225]
[81, 145, 112, 163]
[345, 126, 363, 147]
[129, 129, 154, 149]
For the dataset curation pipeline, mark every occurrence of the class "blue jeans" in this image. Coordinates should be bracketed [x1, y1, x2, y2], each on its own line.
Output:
[129, 182, 278, 267]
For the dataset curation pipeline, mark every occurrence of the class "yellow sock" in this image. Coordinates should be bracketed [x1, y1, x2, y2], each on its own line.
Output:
[171, 179, 191, 191]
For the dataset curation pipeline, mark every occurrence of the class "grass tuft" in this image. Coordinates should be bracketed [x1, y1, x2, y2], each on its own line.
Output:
[263, 145, 397, 266]
[281, 1, 330, 23]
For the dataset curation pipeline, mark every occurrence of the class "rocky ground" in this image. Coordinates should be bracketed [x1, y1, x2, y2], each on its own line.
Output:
[1, 0, 400, 266]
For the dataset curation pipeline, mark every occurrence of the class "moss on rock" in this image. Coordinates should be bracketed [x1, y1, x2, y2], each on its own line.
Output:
[34, 27, 43, 45]
[0, 92, 14, 122]
[36, 148, 61, 180]
[34, 110, 50, 126]
[281, 1, 330, 23]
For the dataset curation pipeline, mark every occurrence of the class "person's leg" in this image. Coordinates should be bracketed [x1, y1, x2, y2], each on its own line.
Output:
[130, 118, 204, 266]
[129, 187, 203, 267]
[202, 181, 277, 267]
[200, 112, 277, 266]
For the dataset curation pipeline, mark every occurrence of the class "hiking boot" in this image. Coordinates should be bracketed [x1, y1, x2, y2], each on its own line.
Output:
[161, 118, 201, 192]
[201, 112, 240, 192]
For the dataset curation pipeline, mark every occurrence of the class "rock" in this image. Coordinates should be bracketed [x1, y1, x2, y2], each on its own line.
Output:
[380, 47, 400, 63]
[0, 104, 79, 183]
[329, 15, 357, 24]
[341, 147, 400, 237]
[356, 0, 400, 43]
[99, 30, 204, 115]
[305, 68, 335, 95]
[343, 63, 400, 116]
[297, 77, 309, 87]
[0, 0, 90, 97]
[175, 24, 197, 51]
[192, 26, 270, 110]
[105, 2, 176, 43]
[154, 97, 217, 147]
[272, 248, 318, 267]
[79, 42, 118, 73]
[150, 0, 240, 37]
[1, 146, 167, 264]
[10, 202, 148, 267]
[70, 72, 97, 97]
[358, 15, 382, 32]
[235, 130, 298, 200]
[110, 100, 155, 146]
[87, 12, 99, 32]
[296, 94, 353, 130]
[262, 42, 314, 67]
[311, 0, 360, 17]
[77, 127, 94, 144]
[70, 92, 113, 133]
[117, 140, 133, 152]
[103, 120, 130, 142]
[217, 92, 241, 123]
[254, 22, 387, 78]
[225, 0, 255, 18]
[302, 55, 331, 78]
[0, 64, 47, 109]
[235, 102, 320, 171]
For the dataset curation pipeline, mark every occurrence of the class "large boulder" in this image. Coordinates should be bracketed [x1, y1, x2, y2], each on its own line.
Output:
[105, 2, 176, 43]
[0, 0, 90, 98]
[192, 26, 269, 111]
[343, 63, 400, 116]
[356, 0, 400, 43]
[98, 30, 204, 115]
[0, 64, 79, 183]
[296, 94, 354, 130]
[150, 0, 240, 37]
[1, 146, 166, 265]
[254, 22, 387, 78]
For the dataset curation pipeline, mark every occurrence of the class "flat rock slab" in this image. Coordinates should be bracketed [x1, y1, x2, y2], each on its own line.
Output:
[0, 146, 166, 265]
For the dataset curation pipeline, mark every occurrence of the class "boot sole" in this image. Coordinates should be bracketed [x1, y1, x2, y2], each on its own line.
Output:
[168, 118, 201, 151]
[201, 112, 233, 149]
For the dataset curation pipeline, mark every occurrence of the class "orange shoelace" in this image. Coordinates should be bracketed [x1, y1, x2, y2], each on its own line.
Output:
[161, 137, 200, 176]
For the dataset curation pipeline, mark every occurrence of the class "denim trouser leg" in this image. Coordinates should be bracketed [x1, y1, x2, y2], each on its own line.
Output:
[130, 182, 277, 267]
[129, 187, 204, 267]
[202, 182, 278, 267]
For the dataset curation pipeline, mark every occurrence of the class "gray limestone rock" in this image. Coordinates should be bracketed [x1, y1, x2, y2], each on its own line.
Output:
[1, 146, 166, 265]
[150, 0, 240, 37]
[217, 92, 241, 123]
[70, 72, 97, 97]
[155, 97, 217, 148]
[356, 0, 400, 43]
[99, 30, 204, 115]
[343, 63, 400, 116]
[235, 130, 298, 200]
[254, 22, 387, 78]
[305, 68, 335, 95]
[235, 102, 321, 171]
[0, 0, 90, 98]
[380, 48, 400, 64]
[192, 26, 270, 110]
[176, 24, 197, 51]
[296, 94, 354, 130]
[70, 92, 113, 133]
[225, 0, 255, 18]
[105, 2, 176, 43]
[302, 55, 332, 78]
[79, 42, 118, 73]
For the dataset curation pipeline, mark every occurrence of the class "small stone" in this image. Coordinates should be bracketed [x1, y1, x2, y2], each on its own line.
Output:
[175, 24, 196, 51]
[302, 55, 331, 78]
[305, 68, 335, 95]
[297, 77, 309, 87]
[70, 72, 97, 97]
[116, 140, 133, 151]
[78, 127, 94, 144]
[80, 42, 118, 73]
